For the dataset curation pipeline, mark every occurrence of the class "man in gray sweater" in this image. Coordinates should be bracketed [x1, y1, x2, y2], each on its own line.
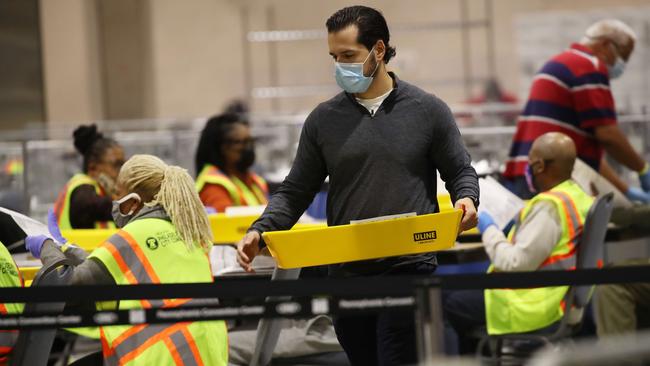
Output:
[237, 5, 479, 365]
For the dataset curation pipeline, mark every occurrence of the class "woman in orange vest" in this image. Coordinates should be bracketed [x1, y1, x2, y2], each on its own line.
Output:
[195, 113, 268, 212]
[26, 154, 228, 365]
[53, 125, 124, 229]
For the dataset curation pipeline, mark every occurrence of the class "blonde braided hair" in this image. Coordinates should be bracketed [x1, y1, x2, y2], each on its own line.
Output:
[117, 154, 212, 252]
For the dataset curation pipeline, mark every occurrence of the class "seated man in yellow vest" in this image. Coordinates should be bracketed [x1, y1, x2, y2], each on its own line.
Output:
[444, 132, 594, 355]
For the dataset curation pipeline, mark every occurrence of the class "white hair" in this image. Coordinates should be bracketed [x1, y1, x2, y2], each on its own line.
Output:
[581, 19, 637, 47]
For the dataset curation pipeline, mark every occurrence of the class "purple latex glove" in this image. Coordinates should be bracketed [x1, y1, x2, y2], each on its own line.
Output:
[47, 208, 67, 244]
[25, 235, 50, 259]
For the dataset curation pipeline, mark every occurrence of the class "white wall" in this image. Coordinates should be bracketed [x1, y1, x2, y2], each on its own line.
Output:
[40, 0, 105, 125]
[38, 0, 650, 124]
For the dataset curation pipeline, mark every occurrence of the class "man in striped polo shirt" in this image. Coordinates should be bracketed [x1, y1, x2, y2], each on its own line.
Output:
[504, 19, 650, 202]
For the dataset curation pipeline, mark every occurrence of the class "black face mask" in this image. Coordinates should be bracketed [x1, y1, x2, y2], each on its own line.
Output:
[236, 147, 256, 173]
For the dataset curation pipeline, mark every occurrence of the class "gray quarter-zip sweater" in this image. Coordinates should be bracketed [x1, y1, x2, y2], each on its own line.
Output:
[250, 73, 479, 277]
[40, 205, 170, 285]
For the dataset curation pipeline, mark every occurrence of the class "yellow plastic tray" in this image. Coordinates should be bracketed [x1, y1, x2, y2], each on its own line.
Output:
[62, 229, 116, 251]
[60, 214, 328, 250]
[20, 266, 39, 287]
[207, 214, 326, 243]
[263, 210, 462, 269]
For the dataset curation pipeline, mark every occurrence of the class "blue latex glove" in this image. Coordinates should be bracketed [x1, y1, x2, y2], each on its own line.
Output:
[477, 211, 497, 234]
[25, 235, 50, 259]
[47, 208, 67, 244]
[204, 206, 217, 215]
[639, 165, 650, 192]
[625, 187, 650, 204]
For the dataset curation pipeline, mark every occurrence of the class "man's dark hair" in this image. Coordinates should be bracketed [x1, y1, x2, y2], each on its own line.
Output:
[194, 113, 249, 176]
[326, 6, 396, 63]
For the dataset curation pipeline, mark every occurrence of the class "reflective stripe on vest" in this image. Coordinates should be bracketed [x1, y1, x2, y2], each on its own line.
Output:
[89, 218, 228, 365]
[0, 330, 17, 358]
[485, 180, 593, 335]
[101, 232, 208, 310]
[0, 242, 22, 360]
[104, 323, 203, 366]
[231, 175, 267, 206]
[54, 174, 115, 230]
[537, 191, 582, 270]
[196, 165, 268, 207]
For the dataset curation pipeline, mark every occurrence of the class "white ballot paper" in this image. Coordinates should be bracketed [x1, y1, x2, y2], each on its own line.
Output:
[478, 176, 525, 230]
[0, 207, 57, 243]
[349, 212, 416, 225]
[572, 158, 632, 209]
[224, 205, 267, 217]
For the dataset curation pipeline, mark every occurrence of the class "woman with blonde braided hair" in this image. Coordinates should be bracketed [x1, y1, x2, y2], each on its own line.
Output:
[116, 154, 213, 252]
[25, 154, 228, 365]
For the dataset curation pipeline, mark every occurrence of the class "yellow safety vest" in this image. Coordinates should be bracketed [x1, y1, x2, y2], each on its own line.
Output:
[0, 241, 23, 364]
[88, 218, 228, 366]
[195, 164, 268, 208]
[485, 180, 593, 335]
[54, 174, 116, 230]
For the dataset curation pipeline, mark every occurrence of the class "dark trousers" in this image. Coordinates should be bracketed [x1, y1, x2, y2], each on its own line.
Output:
[332, 262, 436, 366]
[443, 289, 486, 355]
[334, 309, 417, 366]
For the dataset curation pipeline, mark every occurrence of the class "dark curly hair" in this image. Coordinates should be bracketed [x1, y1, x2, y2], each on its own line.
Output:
[73, 124, 118, 173]
[194, 113, 249, 176]
[326, 5, 396, 63]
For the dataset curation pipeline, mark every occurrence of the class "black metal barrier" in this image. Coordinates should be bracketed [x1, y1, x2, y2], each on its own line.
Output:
[0, 265, 648, 331]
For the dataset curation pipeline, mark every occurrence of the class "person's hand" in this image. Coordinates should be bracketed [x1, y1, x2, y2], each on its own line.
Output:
[455, 198, 478, 233]
[639, 163, 650, 192]
[25, 235, 50, 259]
[204, 206, 217, 215]
[477, 211, 497, 234]
[47, 208, 67, 244]
[626, 187, 650, 204]
[237, 231, 261, 273]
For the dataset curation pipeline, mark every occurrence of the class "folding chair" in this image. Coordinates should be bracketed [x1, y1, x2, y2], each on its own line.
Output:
[478, 193, 614, 365]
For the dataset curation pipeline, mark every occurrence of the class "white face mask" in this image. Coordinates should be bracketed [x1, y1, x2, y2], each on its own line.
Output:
[607, 43, 626, 79]
[111, 192, 141, 228]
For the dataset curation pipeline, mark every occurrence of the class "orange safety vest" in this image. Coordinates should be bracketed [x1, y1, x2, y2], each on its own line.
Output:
[53, 174, 115, 230]
[195, 164, 268, 208]
[88, 217, 228, 365]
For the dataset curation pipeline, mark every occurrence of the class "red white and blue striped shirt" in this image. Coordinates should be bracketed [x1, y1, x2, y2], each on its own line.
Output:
[504, 43, 616, 178]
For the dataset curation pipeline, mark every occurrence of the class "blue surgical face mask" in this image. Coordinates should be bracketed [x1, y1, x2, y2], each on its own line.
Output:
[524, 163, 537, 194]
[334, 46, 378, 93]
[607, 44, 626, 79]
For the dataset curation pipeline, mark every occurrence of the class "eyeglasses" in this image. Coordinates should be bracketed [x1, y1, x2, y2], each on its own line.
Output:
[102, 159, 125, 170]
[224, 137, 256, 147]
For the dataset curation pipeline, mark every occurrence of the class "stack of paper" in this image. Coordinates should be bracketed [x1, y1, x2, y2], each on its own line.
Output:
[572, 159, 632, 208]
[210, 245, 275, 276]
[0, 207, 61, 247]
[478, 176, 525, 230]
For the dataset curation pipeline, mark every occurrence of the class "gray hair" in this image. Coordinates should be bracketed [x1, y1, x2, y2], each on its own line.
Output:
[581, 19, 637, 47]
